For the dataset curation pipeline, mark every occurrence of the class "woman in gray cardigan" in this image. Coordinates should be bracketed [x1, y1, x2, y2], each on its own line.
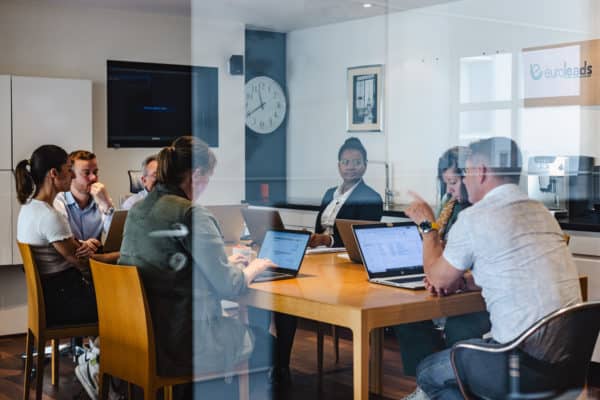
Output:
[119, 137, 275, 396]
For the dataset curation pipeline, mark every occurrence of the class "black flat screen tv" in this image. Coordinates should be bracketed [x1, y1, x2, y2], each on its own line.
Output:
[107, 60, 218, 148]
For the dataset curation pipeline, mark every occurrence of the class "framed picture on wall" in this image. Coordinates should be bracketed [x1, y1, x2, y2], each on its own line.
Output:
[347, 64, 383, 132]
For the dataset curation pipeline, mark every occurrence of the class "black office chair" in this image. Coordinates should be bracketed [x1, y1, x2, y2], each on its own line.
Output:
[450, 301, 600, 400]
[128, 170, 144, 194]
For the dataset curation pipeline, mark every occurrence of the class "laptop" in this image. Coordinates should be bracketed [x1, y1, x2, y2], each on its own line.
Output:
[206, 204, 247, 244]
[103, 210, 128, 252]
[335, 219, 380, 263]
[241, 208, 285, 245]
[353, 222, 426, 289]
[253, 229, 311, 282]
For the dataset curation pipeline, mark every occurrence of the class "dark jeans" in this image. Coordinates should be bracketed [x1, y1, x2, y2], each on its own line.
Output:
[248, 307, 297, 368]
[41, 268, 98, 327]
[393, 311, 490, 376]
[417, 338, 572, 400]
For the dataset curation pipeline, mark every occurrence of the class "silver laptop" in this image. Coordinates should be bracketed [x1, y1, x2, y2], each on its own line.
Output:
[253, 229, 311, 282]
[335, 219, 380, 263]
[353, 222, 426, 290]
[206, 204, 247, 244]
[241, 208, 285, 245]
[103, 210, 128, 253]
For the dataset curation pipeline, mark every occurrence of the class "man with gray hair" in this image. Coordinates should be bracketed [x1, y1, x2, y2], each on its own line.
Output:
[122, 154, 158, 210]
[403, 136, 581, 399]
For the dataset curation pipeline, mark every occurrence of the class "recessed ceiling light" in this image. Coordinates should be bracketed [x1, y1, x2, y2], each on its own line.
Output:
[363, 3, 373, 8]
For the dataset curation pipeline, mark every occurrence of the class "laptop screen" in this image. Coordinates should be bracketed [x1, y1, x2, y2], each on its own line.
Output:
[258, 230, 311, 273]
[353, 223, 423, 277]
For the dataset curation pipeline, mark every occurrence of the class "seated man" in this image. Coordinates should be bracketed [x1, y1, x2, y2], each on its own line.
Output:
[121, 154, 158, 210]
[404, 137, 581, 399]
[54, 150, 117, 258]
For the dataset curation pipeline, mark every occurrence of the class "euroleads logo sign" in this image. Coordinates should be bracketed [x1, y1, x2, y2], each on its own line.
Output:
[529, 60, 592, 81]
[523, 44, 583, 99]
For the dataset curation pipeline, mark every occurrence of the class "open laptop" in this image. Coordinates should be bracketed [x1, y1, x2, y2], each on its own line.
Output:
[206, 204, 247, 244]
[103, 210, 128, 252]
[241, 207, 285, 245]
[253, 229, 311, 282]
[353, 222, 426, 289]
[336, 219, 380, 263]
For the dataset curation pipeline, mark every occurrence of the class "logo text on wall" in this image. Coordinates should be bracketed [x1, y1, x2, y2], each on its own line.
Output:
[529, 60, 592, 81]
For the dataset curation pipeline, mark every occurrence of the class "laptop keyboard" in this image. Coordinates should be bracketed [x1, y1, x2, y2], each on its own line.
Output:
[388, 276, 424, 284]
[258, 271, 289, 279]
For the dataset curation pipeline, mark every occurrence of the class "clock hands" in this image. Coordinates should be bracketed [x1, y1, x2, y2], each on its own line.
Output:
[246, 101, 266, 117]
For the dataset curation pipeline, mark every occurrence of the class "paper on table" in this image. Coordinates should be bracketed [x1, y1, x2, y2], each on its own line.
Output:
[305, 247, 346, 254]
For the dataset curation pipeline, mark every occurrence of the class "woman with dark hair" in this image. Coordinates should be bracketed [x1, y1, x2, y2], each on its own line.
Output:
[15, 144, 98, 326]
[265, 137, 383, 385]
[393, 146, 490, 377]
[310, 137, 383, 247]
[118, 136, 275, 397]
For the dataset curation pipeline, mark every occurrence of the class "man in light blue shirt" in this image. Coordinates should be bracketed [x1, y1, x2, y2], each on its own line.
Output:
[54, 150, 115, 254]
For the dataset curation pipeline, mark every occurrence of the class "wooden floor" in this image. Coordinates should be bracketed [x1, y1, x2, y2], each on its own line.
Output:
[0, 324, 598, 399]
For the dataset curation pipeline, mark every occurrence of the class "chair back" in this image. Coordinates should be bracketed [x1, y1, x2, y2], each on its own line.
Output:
[17, 242, 46, 334]
[517, 301, 600, 387]
[128, 170, 144, 194]
[90, 259, 157, 386]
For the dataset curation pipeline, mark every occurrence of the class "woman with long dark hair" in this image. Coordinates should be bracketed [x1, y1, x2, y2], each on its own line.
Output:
[15, 144, 98, 326]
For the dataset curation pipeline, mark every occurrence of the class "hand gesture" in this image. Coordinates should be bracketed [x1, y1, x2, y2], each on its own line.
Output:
[75, 238, 101, 258]
[90, 182, 113, 211]
[309, 233, 332, 248]
[405, 191, 435, 224]
[228, 253, 249, 266]
[244, 258, 278, 285]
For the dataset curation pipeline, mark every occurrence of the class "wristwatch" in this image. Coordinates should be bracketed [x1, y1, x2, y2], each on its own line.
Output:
[103, 206, 115, 216]
[418, 220, 440, 234]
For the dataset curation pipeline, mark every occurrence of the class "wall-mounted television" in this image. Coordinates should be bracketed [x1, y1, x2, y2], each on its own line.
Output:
[107, 60, 218, 148]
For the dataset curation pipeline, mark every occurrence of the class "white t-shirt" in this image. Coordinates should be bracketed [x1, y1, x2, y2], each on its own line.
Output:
[17, 199, 74, 275]
[443, 184, 581, 344]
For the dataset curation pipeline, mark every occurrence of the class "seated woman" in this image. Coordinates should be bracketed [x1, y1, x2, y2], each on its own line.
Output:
[118, 136, 275, 397]
[393, 146, 490, 376]
[15, 145, 98, 327]
[309, 137, 383, 247]
[266, 137, 383, 384]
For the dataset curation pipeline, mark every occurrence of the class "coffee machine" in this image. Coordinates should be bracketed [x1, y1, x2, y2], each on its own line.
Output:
[527, 156, 593, 217]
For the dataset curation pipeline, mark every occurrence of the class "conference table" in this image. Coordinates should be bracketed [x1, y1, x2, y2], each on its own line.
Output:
[239, 252, 486, 400]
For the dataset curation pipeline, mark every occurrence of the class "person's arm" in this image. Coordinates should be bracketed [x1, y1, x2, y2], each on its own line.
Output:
[51, 237, 90, 272]
[91, 251, 120, 264]
[405, 191, 466, 294]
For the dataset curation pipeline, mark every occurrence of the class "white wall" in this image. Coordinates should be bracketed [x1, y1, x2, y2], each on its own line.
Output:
[287, 0, 600, 206]
[0, 0, 246, 205]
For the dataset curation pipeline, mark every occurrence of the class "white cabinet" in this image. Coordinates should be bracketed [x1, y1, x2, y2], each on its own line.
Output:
[11, 76, 93, 169]
[0, 76, 11, 170]
[0, 172, 13, 265]
[566, 230, 600, 363]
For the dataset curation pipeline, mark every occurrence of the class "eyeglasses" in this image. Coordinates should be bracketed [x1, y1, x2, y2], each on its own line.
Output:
[339, 159, 365, 167]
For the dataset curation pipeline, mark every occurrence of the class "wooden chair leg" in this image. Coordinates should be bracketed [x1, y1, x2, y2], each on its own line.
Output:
[35, 336, 45, 400]
[23, 330, 34, 400]
[238, 361, 250, 400]
[163, 385, 173, 400]
[332, 325, 340, 363]
[317, 323, 324, 375]
[127, 382, 133, 399]
[51, 339, 59, 386]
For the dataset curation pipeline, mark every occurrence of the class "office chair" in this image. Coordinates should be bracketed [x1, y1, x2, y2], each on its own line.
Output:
[128, 170, 144, 194]
[18, 242, 98, 400]
[451, 301, 600, 400]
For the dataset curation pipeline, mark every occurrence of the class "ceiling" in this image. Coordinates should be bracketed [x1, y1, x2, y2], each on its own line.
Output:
[45, 0, 456, 32]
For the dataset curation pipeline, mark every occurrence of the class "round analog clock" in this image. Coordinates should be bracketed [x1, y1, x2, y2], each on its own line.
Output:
[245, 76, 287, 134]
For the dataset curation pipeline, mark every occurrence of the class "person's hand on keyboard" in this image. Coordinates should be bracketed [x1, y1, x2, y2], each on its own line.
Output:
[243, 258, 278, 285]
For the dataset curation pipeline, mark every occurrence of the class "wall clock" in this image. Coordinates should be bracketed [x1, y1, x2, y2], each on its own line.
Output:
[245, 76, 287, 134]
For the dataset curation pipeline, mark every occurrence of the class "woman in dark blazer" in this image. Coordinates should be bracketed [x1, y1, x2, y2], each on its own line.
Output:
[270, 138, 383, 385]
[309, 137, 383, 248]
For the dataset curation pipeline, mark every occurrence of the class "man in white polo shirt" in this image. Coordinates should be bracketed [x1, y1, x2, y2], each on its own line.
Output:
[403, 137, 581, 399]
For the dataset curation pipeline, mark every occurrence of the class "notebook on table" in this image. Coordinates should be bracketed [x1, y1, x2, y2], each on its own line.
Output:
[335, 218, 380, 263]
[352, 222, 426, 290]
[241, 207, 285, 245]
[206, 204, 247, 244]
[103, 210, 128, 253]
[253, 229, 311, 282]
